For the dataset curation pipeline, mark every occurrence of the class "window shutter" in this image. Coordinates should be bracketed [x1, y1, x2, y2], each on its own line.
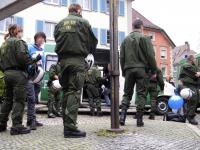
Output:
[92, 28, 98, 39]
[119, 31, 125, 45]
[61, 0, 68, 6]
[36, 20, 44, 32]
[100, 0, 106, 13]
[92, 0, 98, 11]
[100, 29, 107, 45]
[15, 17, 23, 27]
[119, 0, 125, 16]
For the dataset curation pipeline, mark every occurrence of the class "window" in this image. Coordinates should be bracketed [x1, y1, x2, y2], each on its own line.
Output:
[44, 0, 60, 5]
[82, 0, 91, 10]
[36, 20, 44, 32]
[0, 20, 5, 32]
[161, 64, 167, 77]
[148, 32, 156, 41]
[45, 55, 58, 71]
[119, 0, 125, 16]
[160, 47, 167, 59]
[92, 27, 98, 39]
[44, 22, 56, 39]
[92, 0, 98, 11]
[106, 0, 109, 13]
[61, 0, 68, 6]
[70, 0, 77, 4]
[107, 30, 110, 44]
[0, 17, 15, 32]
[100, 29, 107, 45]
[119, 31, 125, 45]
[100, 0, 107, 13]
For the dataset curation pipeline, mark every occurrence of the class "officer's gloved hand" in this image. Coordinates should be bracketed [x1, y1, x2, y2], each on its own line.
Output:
[33, 54, 42, 63]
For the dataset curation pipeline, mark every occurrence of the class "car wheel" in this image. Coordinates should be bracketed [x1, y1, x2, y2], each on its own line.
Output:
[156, 97, 169, 115]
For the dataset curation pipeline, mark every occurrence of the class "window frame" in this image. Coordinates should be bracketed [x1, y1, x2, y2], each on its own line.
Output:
[148, 32, 156, 41]
[160, 46, 167, 59]
[45, 54, 58, 71]
[44, 21, 57, 40]
[82, 0, 92, 11]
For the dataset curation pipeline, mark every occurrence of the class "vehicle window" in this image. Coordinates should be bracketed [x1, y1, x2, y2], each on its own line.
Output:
[45, 55, 58, 71]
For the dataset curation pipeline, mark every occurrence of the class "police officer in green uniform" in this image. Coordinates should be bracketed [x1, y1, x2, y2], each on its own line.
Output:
[47, 63, 62, 118]
[0, 24, 36, 135]
[119, 19, 157, 127]
[85, 66, 102, 116]
[54, 4, 97, 138]
[179, 55, 200, 125]
[147, 68, 164, 120]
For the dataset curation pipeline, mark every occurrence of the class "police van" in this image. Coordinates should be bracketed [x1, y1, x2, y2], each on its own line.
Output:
[39, 44, 172, 114]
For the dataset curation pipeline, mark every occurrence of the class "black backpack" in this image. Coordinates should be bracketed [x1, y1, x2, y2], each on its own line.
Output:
[163, 112, 186, 123]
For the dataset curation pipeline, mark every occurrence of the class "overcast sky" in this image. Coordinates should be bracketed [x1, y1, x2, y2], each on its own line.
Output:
[132, 0, 200, 51]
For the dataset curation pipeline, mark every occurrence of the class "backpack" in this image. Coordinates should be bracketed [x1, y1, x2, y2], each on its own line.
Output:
[163, 112, 186, 123]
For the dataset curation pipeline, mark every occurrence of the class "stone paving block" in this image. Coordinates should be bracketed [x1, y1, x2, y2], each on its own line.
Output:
[0, 115, 200, 150]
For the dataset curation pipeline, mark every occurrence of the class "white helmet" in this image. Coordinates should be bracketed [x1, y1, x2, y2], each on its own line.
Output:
[180, 88, 193, 100]
[52, 80, 62, 90]
[85, 54, 94, 70]
[32, 66, 45, 84]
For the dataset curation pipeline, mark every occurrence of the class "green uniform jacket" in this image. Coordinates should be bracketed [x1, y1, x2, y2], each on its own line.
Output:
[49, 64, 61, 81]
[120, 31, 157, 75]
[179, 62, 199, 85]
[0, 37, 33, 71]
[54, 12, 98, 60]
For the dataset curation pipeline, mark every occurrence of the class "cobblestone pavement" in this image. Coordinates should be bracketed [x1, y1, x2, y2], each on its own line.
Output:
[1, 114, 200, 150]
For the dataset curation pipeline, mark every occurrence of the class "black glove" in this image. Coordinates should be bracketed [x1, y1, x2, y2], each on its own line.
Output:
[33, 54, 42, 63]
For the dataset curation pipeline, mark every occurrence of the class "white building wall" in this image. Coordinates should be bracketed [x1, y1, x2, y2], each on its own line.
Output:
[0, 0, 133, 49]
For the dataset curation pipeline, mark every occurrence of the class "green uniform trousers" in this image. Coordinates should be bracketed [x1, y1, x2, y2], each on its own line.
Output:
[146, 81, 158, 113]
[85, 84, 101, 110]
[60, 62, 85, 131]
[121, 68, 147, 113]
[0, 70, 28, 127]
[184, 83, 199, 117]
[48, 86, 61, 115]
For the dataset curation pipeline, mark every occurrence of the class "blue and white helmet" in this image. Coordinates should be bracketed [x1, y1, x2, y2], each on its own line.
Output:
[180, 88, 193, 100]
[52, 80, 62, 90]
[85, 54, 94, 70]
[31, 66, 45, 84]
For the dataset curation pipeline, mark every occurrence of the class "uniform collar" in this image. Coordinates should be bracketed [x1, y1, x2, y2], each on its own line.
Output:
[68, 12, 82, 18]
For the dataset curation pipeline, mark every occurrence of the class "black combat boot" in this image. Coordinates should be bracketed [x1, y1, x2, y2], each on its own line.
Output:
[136, 112, 144, 127]
[64, 128, 86, 138]
[10, 126, 31, 135]
[149, 112, 155, 120]
[48, 113, 56, 118]
[0, 123, 7, 132]
[35, 121, 43, 127]
[90, 108, 95, 116]
[27, 120, 37, 130]
[187, 116, 198, 125]
[56, 111, 62, 117]
[119, 109, 127, 126]
[96, 108, 103, 117]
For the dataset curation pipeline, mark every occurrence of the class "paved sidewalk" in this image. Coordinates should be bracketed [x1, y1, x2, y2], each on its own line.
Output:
[0, 115, 200, 150]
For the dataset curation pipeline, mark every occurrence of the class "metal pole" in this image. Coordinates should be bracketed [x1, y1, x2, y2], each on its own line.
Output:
[108, 0, 123, 132]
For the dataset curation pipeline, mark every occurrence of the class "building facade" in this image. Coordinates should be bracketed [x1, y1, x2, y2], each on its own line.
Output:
[173, 42, 196, 79]
[132, 9, 176, 78]
[0, 0, 133, 50]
